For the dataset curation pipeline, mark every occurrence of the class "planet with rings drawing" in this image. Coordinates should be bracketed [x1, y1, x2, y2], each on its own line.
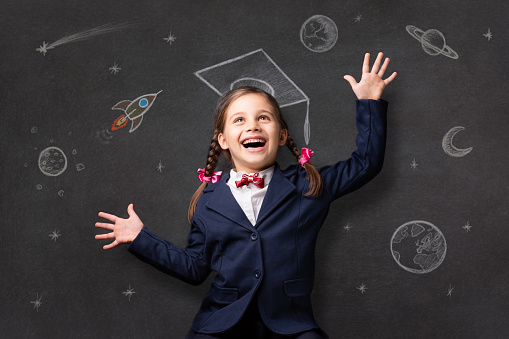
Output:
[406, 25, 458, 59]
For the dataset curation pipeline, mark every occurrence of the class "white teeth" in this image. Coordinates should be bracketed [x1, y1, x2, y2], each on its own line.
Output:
[242, 139, 265, 145]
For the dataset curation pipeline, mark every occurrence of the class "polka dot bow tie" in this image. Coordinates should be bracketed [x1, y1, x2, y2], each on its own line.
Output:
[235, 173, 265, 189]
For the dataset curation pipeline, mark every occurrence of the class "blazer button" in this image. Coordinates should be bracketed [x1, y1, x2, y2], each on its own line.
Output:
[254, 270, 261, 279]
[250, 233, 258, 241]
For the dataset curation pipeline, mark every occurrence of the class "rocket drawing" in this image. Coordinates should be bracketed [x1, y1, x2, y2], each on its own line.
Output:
[111, 90, 162, 132]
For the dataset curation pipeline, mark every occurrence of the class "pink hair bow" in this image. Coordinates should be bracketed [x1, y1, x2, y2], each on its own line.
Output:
[197, 168, 222, 183]
[299, 148, 314, 168]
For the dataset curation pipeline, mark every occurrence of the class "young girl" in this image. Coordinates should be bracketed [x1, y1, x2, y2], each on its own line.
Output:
[95, 52, 397, 338]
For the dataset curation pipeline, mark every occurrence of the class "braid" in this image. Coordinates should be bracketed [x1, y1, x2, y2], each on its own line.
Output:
[286, 135, 323, 198]
[188, 130, 223, 222]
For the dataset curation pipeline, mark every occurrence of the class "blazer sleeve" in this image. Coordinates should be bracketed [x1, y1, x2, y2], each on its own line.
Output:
[127, 219, 211, 286]
[319, 99, 388, 201]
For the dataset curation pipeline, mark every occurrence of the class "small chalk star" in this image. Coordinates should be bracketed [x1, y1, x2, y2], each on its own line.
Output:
[447, 284, 454, 298]
[109, 62, 121, 74]
[164, 32, 177, 45]
[357, 283, 368, 294]
[36, 41, 53, 56]
[156, 160, 165, 173]
[353, 14, 362, 23]
[30, 294, 43, 312]
[49, 229, 61, 241]
[463, 221, 472, 232]
[344, 222, 353, 232]
[410, 158, 419, 169]
[483, 28, 492, 41]
[123, 285, 135, 301]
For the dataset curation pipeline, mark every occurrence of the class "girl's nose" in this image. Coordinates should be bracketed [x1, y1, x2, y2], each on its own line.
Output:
[246, 121, 261, 132]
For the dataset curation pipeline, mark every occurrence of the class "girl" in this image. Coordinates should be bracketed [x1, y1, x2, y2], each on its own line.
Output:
[95, 52, 397, 338]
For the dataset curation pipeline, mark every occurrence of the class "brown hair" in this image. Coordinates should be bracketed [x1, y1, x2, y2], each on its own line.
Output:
[188, 86, 322, 222]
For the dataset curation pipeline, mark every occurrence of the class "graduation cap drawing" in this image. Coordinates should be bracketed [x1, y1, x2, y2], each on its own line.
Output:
[194, 49, 311, 144]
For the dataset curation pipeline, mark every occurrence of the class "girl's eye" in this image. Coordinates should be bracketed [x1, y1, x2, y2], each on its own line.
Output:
[259, 115, 269, 121]
[233, 117, 244, 123]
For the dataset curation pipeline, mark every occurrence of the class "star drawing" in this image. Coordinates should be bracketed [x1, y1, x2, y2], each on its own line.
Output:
[49, 229, 61, 241]
[36, 41, 54, 56]
[31, 294, 43, 312]
[410, 158, 419, 169]
[447, 284, 454, 298]
[483, 28, 493, 41]
[357, 283, 368, 294]
[164, 32, 176, 45]
[344, 222, 353, 232]
[463, 221, 472, 232]
[353, 14, 362, 23]
[109, 63, 121, 74]
[156, 160, 165, 173]
[123, 285, 135, 301]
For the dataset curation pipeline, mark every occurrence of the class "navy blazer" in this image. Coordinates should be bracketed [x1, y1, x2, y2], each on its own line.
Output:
[128, 99, 388, 335]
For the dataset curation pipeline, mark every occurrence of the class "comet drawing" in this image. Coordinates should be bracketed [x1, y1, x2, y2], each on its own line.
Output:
[111, 91, 162, 132]
[36, 22, 132, 56]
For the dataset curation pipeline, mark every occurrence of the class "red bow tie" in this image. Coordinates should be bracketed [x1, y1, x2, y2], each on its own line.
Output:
[235, 173, 265, 189]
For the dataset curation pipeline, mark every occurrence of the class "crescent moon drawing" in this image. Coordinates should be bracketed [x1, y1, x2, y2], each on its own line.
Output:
[442, 126, 473, 157]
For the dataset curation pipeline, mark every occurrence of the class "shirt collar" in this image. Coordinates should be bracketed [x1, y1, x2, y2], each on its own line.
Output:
[228, 165, 275, 187]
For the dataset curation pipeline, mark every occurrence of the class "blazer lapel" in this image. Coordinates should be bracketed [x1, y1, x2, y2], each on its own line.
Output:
[204, 172, 254, 231]
[256, 164, 296, 226]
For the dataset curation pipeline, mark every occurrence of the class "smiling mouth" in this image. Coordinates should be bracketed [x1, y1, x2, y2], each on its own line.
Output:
[242, 138, 266, 149]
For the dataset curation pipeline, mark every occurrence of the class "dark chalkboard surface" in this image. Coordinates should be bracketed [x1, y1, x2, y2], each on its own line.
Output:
[2, 1, 508, 338]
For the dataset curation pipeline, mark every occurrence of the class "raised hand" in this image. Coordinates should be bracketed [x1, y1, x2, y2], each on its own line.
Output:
[344, 52, 397, 100]
[95, 204, 144, 250]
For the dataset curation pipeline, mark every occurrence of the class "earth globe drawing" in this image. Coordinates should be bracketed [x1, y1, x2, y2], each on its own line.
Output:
[390, 220, 447, 274]
[300, 15, 338, 53]
[38, 146, 68, 176]
[406, 25, 458, 59]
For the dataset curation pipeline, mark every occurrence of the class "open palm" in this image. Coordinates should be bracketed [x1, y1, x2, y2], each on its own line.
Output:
[344, 52, 397, 100]
[95, 204, 144, 250]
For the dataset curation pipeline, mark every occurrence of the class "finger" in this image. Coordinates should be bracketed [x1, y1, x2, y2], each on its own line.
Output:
[95, 232, 115, 240]
[95, 222, 115, 230]
[384, 71, 398, 85]
[371, 52, 383, 74]
[362, 53, 370, 74]
[103, 240, 118, 250]
[343, 75, 358, 87]
[377, 57, 390, 77]
[98, 211, 119, 222]
[127, 203, 136, 218]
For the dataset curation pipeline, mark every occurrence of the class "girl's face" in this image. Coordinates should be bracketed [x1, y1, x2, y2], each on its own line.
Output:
[218, 93, 288, 174]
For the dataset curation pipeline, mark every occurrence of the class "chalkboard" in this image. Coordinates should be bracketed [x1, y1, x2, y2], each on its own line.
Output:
[2, 1, 508, 338]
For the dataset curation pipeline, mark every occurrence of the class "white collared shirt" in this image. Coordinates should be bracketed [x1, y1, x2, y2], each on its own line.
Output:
[226, 166, 275, 226]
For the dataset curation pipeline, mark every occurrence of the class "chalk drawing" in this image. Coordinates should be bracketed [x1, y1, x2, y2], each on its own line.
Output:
[442, 126, 473, 157]
[356, 283, 368, 294]
[76, 163, 85, 171]
[164, 32, 176, 44]
[300, 15, 338, 53]
[111, 91, 162, 133]
[31, 126, 38, 134]
[123, 285, 135, 301]
[447, 284, 454, 299]
[353, 14, 362, 23]
[38, 147, 68, 177]
[109, 62, 121, 74]
[156, 161, 165, 173]
[483, 28, 493, 41]
[463, 221, 472, 232]
[72, 149, 77, 155]
[36, 22, 132, 56]
[406, 25, 459, 59]
[344, 222, 353, 233]
[410, 158, 418, 169]
[391, 220, 447, 274]
[30, 294, 43, 312]
[195, 49, 312, 144]
[49, 229, 61, 241]
[57, 190, 64, 197]
[36, 184, 43, 190]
